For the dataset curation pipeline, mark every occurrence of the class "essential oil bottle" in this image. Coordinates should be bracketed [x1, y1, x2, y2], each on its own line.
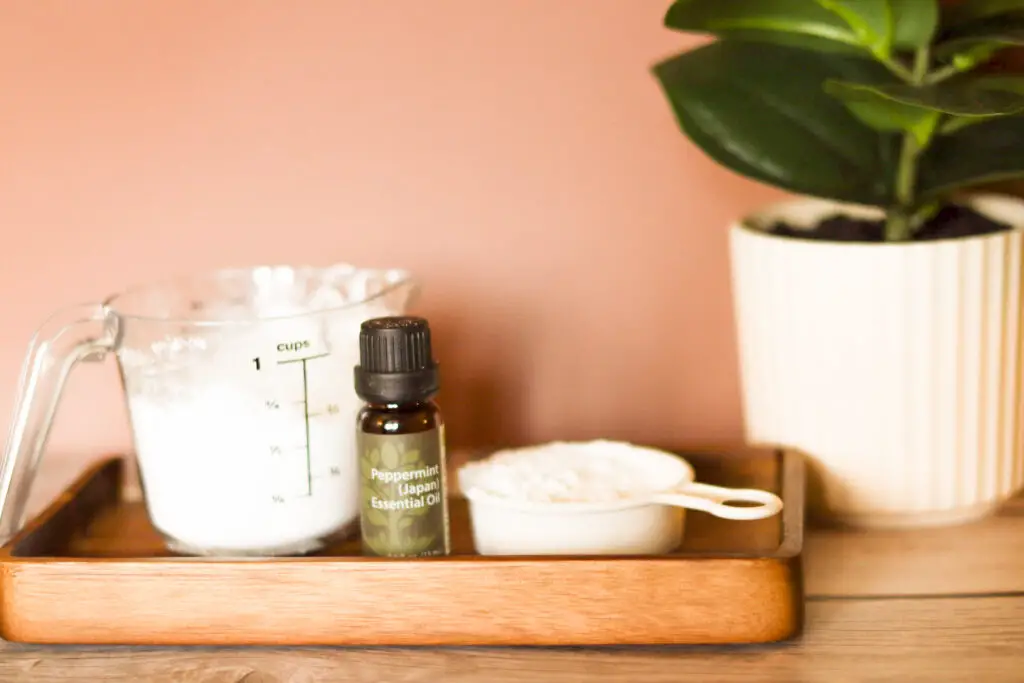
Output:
[353, 316, 450, 557]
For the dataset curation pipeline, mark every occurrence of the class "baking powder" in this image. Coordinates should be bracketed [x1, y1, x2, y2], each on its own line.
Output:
[457, 440, 683, 504]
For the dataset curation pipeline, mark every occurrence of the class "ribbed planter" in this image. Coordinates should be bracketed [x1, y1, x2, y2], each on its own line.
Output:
[730, 194, 1024, 528]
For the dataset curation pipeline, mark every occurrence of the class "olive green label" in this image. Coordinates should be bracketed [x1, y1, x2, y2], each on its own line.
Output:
[358, 428, 450, 557]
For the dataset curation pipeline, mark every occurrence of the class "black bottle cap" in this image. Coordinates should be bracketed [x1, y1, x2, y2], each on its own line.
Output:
[354, 316, 440, 404]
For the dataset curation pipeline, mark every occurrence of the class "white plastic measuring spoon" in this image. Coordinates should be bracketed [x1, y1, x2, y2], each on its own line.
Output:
[648, 481, 784, 521]
[459, 440, 787, 556]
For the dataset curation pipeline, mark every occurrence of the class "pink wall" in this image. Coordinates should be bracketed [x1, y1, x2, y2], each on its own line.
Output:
[0, 0, 788, 467]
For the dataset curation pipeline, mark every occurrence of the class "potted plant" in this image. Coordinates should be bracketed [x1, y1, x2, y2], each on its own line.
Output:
[653, 0, 1024, 528]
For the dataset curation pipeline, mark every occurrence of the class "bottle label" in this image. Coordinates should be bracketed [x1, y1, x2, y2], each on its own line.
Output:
[357, 427, 450, 557]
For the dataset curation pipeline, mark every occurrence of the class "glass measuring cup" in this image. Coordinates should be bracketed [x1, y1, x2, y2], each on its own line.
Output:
[0, 264, 416, 555]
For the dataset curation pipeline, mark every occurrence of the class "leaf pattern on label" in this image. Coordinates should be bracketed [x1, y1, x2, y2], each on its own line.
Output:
[357, 428, 448, 558]
[381, 442, 400, 469]
[365, 507, 387, 526]
[407, 502, 431, 517]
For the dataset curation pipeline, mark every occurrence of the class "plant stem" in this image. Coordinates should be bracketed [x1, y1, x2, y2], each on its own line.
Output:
[879, 56, 915, 83]
[884, 47, 931, 242]
[924, 62, 961, 85]
[894, 133, 921, 206]
[911, 46, 931, 83]
[886, 134, 921, 241]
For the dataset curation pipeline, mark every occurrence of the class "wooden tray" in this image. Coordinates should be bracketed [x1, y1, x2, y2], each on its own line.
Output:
[0, 445, 805, 646]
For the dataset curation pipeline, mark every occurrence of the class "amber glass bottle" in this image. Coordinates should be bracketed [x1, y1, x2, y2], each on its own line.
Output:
[353, 316, 450, 557]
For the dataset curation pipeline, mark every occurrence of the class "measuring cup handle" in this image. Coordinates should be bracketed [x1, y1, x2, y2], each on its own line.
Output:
[0, 304, 117, 546]
[651, 482, 784, 521]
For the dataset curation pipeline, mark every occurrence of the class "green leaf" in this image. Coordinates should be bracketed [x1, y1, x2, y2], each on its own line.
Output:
[664, 0, 935, 52]
[368, 448, 380, 466]
[824, 79, 941, 144]
[935, 16, 1024, 58]
[952, 46, 1003, 74]
[918, 115, 1024, 197]
[825, 74, 1024, 149]
[401, 449, 421, 465]
[825, 76, 1024, 118]
[944, 0, 1024, 25]
[398, 516, 415, 530]
[938, 114, 1004, 135]
[814, 0, 892, 56]
[890, 0, 939, 48]
[697, 28, 869, 55]
[663, 0, 865, 52]
[652, 40, 897, 205]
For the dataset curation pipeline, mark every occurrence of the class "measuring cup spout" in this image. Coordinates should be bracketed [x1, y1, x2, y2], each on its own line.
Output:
[650, 482, 784, 521]
[0, 304, 117, 545]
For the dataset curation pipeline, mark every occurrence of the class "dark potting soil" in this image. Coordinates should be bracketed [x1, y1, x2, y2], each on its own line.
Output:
[767, 203, 1012, 243]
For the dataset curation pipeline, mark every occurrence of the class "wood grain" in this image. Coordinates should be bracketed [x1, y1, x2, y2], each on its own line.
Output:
[19, 452, 1024, 601]
[0, 448, 803, 646]
[0, 596, 1022, 683]
[806, 494, 1024, 597]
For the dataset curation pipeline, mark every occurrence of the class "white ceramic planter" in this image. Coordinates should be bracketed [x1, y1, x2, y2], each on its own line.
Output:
[731, 194, 1024, 528]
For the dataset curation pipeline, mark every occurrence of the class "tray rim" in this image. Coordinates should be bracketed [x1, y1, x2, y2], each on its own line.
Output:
[0, 445, 804, 564]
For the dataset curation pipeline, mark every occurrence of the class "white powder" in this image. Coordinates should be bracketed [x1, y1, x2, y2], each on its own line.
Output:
[457, 440, 688, 504]
[118, 265, 406, 556]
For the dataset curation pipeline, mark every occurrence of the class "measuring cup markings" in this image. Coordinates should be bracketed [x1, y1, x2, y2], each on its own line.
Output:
[282, 351, 324, 498]
[258, 346, 353, 505]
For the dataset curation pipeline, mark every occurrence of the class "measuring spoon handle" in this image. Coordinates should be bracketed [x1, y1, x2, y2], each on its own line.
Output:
[650, 482, 784, 521]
